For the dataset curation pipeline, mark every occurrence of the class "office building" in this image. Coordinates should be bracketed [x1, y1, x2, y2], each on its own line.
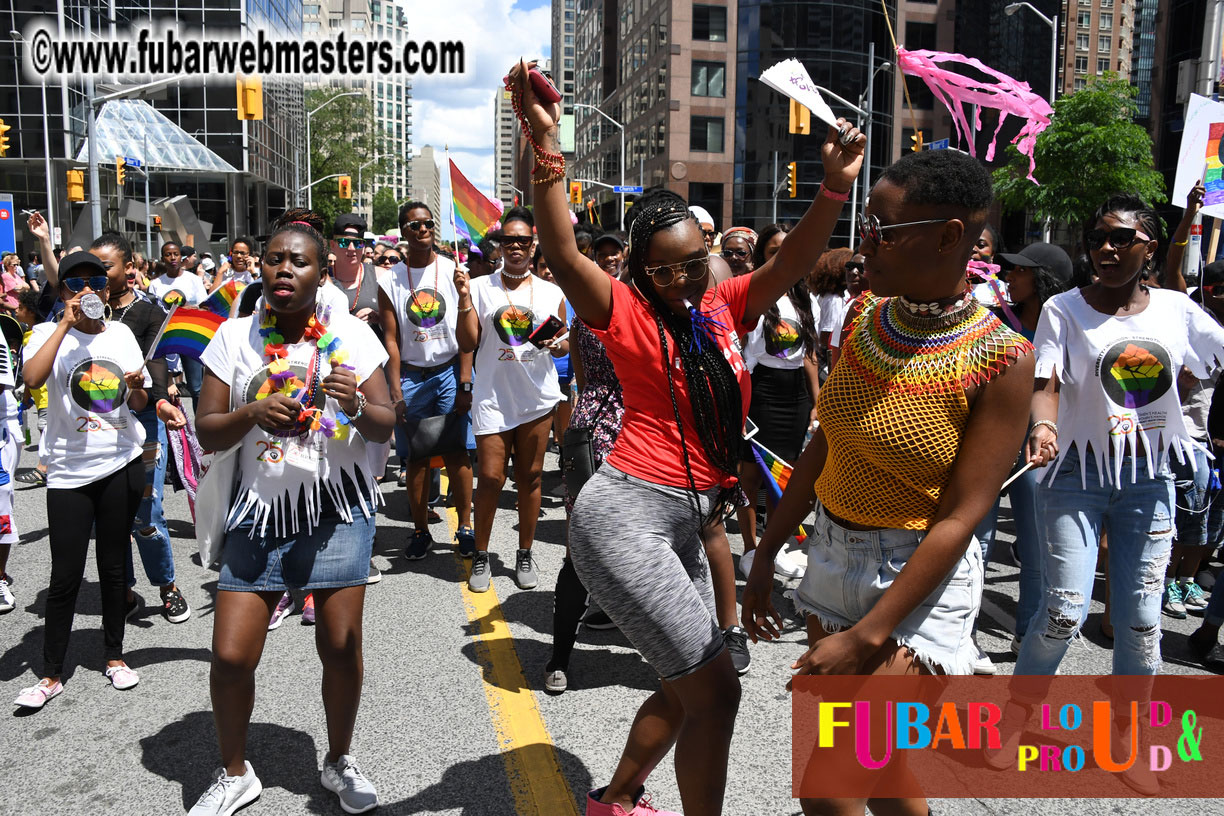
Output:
[410, 145, 442, 222]
[494, 86, 519, 210]
[1062, 0, 1134, 95]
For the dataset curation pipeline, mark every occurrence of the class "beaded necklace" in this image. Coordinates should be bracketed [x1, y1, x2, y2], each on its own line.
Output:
[258, 303, 355, 440]
[844, 293, 1030, 396]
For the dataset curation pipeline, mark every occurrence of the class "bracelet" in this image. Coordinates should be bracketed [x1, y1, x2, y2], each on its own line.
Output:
[1174, 239, 1189, 247]
[458, 305, 474, 314]
[350, 390, 368, 422]
[819, 183, 850, 202]
[506, 80, 566, 183]
[1030, 419, 1058, 437]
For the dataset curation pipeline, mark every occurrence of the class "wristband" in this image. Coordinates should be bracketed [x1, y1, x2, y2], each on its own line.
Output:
[819, 183, 850, 202]
[156, 398, 171, 411]
[1030, 419, 1058, 438]
[1174, 239, 1189, 247]
[459, 381, 474, 394]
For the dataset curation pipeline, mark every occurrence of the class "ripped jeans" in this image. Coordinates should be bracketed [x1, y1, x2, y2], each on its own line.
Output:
[1015, 448, 1173, 679]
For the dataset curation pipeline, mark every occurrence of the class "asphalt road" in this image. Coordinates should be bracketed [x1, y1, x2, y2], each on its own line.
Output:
[0, 435, 1221, 815]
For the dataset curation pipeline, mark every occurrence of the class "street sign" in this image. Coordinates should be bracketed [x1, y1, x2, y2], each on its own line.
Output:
[0, 195, 14, 254]
[927, 138, 950, 151]
[124, 156, 143, 168]
[612, 185, 643, 194]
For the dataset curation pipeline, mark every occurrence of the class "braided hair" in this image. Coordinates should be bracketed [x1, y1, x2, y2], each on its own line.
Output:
[627, 198, 743, 524]
[1082, 194, 1165, 279]
[750, 224, 819, 356]
[269, 208, 328, 273]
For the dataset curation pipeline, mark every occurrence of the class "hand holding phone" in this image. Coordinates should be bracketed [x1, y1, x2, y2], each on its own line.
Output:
[527, 315, 566, 348]
[529, 68, 562, 104]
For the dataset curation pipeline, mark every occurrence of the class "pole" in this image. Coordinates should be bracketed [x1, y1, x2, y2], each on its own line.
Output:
[306, 112, 314, 210]
[1043, 14, 1058, 242]
[772, 151, 778, 224]
[84, 5, 101, 236]
[1210, 220, 1222, 265]
[861, 42, 876, 244]
[40, 75, 54, 241]
[294, 149, 301, 208]
[144, 133, 152, 260]
[619, 125, 626, 230]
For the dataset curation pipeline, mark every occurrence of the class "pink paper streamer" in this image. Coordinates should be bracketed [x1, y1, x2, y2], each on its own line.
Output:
[967, 260, 1022, 332]
[896, 47, 1052, 183]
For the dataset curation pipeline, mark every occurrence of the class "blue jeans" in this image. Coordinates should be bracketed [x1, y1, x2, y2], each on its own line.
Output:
[1172, 446, 1213, 551]
[182, 356, 203, 409]
[125, 410, 174, 589]
[972, 454, 1042, 638]
[1014, 449, 1174, 680]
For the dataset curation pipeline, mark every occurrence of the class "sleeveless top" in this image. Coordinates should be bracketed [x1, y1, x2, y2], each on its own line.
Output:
[815, 293, 1032, 530]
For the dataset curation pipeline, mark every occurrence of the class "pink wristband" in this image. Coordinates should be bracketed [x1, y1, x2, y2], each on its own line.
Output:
[819, 184, 850, 202]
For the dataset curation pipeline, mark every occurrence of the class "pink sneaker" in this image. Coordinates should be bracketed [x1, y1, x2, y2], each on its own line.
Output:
[586, 787, 680, 816]
[14, 679, 63, 710]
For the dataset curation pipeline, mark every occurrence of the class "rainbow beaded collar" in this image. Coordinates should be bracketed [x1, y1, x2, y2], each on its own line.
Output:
[257, 303, 356, 440]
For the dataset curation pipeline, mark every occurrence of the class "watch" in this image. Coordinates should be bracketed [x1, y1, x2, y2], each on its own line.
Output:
[459, 381, 474, 393]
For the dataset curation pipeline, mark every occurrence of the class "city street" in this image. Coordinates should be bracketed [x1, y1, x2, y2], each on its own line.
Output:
[0, 440, 1220, 816]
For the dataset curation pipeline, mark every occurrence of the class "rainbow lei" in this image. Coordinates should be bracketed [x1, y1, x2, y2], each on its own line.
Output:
[258, 305, 356, 441]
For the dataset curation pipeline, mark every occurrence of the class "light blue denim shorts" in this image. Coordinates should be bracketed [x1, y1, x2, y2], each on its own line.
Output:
[793, 503, 983, 675]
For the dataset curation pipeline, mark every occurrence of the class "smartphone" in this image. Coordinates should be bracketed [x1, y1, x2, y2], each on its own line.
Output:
[743, 417, 760, 441]
[529, 68, 562, 104]
[528, 314, 566, 348]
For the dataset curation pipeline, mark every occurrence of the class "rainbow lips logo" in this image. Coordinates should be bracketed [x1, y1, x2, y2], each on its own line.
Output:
[493, 305, 535, 347]
[406, 288, 445, 328]
[69, 359, 126, 414]
[1107, 343, 1168, 409]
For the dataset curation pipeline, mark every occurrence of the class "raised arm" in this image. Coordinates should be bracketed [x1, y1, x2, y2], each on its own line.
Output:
[27, 212, 58, 285]
[507, 60, 613, 328]
[1165, 180, 1205, 294]
[742, 124, 865, 322]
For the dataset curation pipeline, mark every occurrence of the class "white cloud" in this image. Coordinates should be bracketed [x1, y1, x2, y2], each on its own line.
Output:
[401, 0, 552, 239]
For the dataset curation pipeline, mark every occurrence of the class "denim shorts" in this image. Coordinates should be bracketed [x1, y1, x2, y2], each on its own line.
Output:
[399, 361, 476, 450]
[218, 493, 375, 592]
[793, 503, 983, 675]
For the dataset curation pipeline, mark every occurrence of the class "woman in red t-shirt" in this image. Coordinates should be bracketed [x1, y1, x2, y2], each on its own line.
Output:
[505, 61, 864, 815]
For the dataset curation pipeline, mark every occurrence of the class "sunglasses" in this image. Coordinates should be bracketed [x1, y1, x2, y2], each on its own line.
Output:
[499, 236, 533, 249]
[335, 237, 365, 249]
[845, 262, 865, 273]
[406, 219, 435, 232]
[1084, 227, 1152, 251]
[720, 248, 749, 260]
[64, 275, 109, 293]
[857, 213, 951, 246]
[377, 256, 400, 266]
[701, 230, 717, 240]
[644, 256, 710, 287]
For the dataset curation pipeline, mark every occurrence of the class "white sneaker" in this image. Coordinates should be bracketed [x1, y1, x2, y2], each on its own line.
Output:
[972, 636, 996, 675]
[321, 754, 379, 814]
[189, 761, 262, 816]
[738, 549, 756, 580]
[773, 548, 806, 579]
[544, 668, 568, 693]
[1010, 635, 1022, 655]
[0, 575, 14, 613]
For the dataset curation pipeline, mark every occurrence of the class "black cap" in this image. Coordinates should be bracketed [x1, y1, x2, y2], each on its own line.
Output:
[333, 213, 367, 235]
[997, 242, 1073, 286]
[593, 233, 625, 251]
[1204, 260, 1224, 287]
[58, 251, 106, 280]
[180, 245, 195, 256]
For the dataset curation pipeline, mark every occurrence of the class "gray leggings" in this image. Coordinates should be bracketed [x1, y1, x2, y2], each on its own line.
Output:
[568, 463, 725, 680]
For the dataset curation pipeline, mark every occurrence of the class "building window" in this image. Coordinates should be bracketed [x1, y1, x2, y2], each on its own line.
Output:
[352, 18, 365, 29]
[690, 116, 724, 152]
[1076, 33, 1089, 50]
[1074, 78, 1086, 91]
[1075, 56, 1088, 73]
[304, 20, 321, 32]
[303, 3, 320, 14]
[1097, 57, 1109, 74]
[1077, 11, 1090, 27]
[691, 61, 725, 97]
[904, 21, 937, 52]
[1099, 12, 1112, 29]
[693, 5, 727, 42]
[1100, 0, 1113, 6]
[1078, 0, 1090, 4]
[1099, 34, 1111, 52]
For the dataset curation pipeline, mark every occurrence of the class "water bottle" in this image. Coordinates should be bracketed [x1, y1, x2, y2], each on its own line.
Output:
[81, 293, 106, 320]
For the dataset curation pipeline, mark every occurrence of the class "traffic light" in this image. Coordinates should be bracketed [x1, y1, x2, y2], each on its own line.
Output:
[115, 156, 126, 186]
[0, 119, 10, 157]
[787, 162, 798, 199]
[910, 130, 924, 152]
[236, 75, 264, 120]
[338, 175, 352, 199]
[569, 181, 582, 204]
[152, 215, 162, 232]
[67, 169, 85, 202]
[788, 99, 810, 135]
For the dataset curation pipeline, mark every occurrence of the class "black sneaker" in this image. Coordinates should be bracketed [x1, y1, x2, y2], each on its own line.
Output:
[583, 610, 617, 630]
[125, 594, 143, 621]
[160, 586, 191, 624]
[724, 626, 751, 675]
[367, 562, 382, 584]
[406, 529, 433, 560]
[456, 526, 476, 558]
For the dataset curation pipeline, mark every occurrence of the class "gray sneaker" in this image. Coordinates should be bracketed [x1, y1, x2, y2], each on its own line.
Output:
[188, 761, 262, 816]
[469, 551, 491, 593]
[321, 754, 379, 814]
[515, 548, 538, 589]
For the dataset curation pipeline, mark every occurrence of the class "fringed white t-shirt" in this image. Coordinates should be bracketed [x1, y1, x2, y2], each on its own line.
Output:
[1034, 287, 1224, 487]
[201, 308, 389, 537]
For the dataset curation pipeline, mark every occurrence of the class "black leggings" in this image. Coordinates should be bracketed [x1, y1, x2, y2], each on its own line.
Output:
[43, 458, 144, 677]
[548, 557, 590, 673]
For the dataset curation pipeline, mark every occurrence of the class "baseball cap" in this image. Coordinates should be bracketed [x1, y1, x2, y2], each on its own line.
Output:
[180, 245, 196, 256]
[1203, 260, 1224, 288]
[333, 213, 368, 235]
[58, 251, 106, 280]
[997, 242, 1073, 286]
[200, 257, 216, 273]
[688, 206, 715, 229]
[593, 233, 625, 251]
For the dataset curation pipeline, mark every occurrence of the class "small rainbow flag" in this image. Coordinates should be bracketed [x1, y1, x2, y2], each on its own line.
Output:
[151, 306, 227, 361]
[450, 158, 504, 244]
[1205, 122, 1224, 207]
[199, 280, 246, 317]
[749, 439, 807, 544]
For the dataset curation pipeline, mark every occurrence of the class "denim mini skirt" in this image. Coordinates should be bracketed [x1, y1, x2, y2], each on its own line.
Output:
[793, 502, 983, 675]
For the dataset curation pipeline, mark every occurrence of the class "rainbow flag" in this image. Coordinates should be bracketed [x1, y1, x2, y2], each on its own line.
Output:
[152, 306, 227, 360]
[1206, 122, 1224, 207]
[199, 280, 246, 317]
[450, 158, 503, 243]
[748, 439, 807, 544]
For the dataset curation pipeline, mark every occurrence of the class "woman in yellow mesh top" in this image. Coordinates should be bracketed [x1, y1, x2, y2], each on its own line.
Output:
[742, 150, 1034, 816]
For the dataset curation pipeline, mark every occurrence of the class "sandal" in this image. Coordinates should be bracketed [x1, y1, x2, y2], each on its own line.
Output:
[17, 469, 46, 486]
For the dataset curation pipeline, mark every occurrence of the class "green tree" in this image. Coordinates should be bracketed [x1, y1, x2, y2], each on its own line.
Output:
[371, 187, 401, 234]
[307, 89, 389, 229]
[992, 75, 1166, 229]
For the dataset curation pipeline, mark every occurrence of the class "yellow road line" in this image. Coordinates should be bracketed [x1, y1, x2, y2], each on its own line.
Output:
[443, 475, 581, 816]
